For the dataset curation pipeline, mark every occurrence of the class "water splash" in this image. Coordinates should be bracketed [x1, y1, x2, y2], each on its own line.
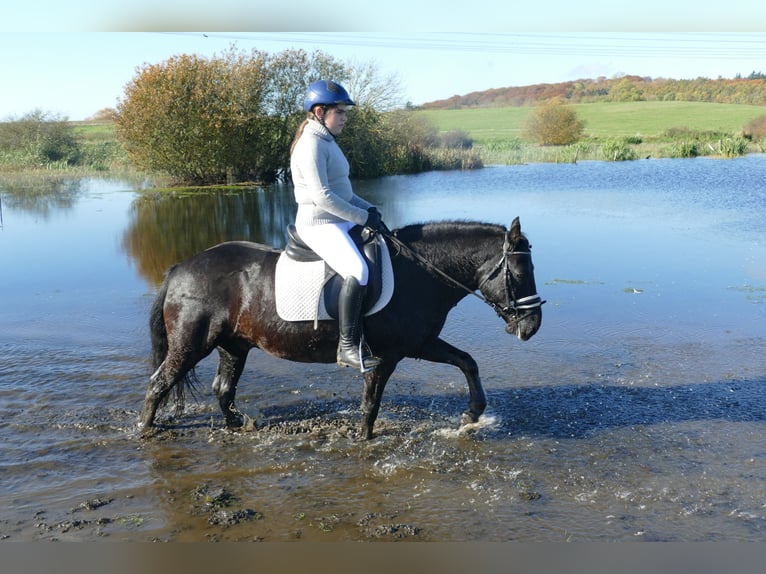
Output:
[434, 414, 500, 439]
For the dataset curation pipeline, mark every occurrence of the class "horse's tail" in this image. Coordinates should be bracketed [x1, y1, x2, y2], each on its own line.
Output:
[148, 268, 199, 416]
[149, 274, 170, 371]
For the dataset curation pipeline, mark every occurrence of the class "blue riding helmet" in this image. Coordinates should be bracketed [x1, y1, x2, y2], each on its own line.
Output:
[303, 80, 355, 112]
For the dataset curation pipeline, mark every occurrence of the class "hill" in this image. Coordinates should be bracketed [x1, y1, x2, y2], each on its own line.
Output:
[421, 74, 766, 110]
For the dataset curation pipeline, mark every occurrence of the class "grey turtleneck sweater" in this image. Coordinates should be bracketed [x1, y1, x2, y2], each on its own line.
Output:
[290, 119, 373, 226]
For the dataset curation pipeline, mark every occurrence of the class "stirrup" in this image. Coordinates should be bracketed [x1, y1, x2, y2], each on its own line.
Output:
[337, 340, 381, 373]
[359, 339, 381, 373]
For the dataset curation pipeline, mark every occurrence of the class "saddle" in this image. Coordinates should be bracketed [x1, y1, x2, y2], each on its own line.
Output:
[275, 224, 394, 324]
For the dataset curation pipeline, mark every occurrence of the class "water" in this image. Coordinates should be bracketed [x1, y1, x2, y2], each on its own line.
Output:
[1, 156, 765, 541]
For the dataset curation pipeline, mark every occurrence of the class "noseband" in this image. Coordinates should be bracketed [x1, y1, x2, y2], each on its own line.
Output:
[383, 227, 545, 322]
[477, 233, 545, 322]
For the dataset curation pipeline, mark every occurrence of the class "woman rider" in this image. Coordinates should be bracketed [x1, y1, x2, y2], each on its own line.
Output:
[289, 80, 384, 372]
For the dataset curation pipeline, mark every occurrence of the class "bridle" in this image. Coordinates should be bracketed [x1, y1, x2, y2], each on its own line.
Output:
[381, 227, 545, 323]
[475, 232, 546, 322]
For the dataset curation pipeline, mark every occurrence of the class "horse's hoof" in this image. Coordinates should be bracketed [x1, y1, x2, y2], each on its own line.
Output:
[137, 423, 159, 439]
[225, 412, 257, 431]
[460, 412, 479, 426]
[241, 413, 257, 431]
[359, 424, 375, 441]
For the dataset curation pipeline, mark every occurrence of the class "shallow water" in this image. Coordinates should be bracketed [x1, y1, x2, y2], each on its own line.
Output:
[1, 157, 765, 541]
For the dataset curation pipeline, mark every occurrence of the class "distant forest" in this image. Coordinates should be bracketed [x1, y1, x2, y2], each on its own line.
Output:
[421, 72, 766, 109]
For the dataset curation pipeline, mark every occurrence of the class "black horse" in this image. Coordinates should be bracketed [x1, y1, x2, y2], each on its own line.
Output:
[140, 217, 543, 439]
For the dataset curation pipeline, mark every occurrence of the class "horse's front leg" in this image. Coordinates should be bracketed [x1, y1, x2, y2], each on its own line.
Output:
[361, 358, 398, 440]
[415, 337, 487, 426]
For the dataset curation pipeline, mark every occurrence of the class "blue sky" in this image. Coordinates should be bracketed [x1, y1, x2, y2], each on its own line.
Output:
[2, 2, 766, 120]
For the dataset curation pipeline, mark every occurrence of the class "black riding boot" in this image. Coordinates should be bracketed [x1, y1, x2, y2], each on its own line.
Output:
[337, 276, 381, 372]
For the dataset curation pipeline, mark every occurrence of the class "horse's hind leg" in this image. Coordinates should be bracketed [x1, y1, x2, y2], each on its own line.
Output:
[212, 347, 249, 428]
[415, 338, 487, 426]
[141, 337, 210, 430]
[140, 357, 193, 430]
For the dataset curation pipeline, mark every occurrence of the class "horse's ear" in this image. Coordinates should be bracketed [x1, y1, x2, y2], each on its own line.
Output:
[509, 217, 521, 241]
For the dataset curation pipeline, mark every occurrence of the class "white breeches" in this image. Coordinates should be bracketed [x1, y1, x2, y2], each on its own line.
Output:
[294, 221, 369, 285]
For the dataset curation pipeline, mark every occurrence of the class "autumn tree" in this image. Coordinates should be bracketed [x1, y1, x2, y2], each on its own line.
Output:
[523, 100, 584, 145]
[116, 48, 276, 184]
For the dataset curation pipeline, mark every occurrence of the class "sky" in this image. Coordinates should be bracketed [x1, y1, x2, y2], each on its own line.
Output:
[2, 2, 766, 121]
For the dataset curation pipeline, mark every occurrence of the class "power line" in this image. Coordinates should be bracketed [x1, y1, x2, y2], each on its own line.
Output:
[161, 32, 766, 61]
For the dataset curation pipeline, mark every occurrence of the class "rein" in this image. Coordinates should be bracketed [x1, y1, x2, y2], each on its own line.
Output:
[380, 225, 545, 322]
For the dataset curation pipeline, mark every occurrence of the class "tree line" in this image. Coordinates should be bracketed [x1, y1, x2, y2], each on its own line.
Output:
[423, 73, 766, 109]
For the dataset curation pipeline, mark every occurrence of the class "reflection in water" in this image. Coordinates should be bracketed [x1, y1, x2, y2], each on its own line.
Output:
[122, 185, 296, 286]
[0, 174, 153, 219]
[0, 176, 83, 217]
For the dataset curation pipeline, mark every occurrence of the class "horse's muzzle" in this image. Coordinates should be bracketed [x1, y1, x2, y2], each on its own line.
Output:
[505, 308, 542, 340]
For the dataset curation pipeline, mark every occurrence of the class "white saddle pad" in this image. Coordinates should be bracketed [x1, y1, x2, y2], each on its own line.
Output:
[275, 237, 394, 323]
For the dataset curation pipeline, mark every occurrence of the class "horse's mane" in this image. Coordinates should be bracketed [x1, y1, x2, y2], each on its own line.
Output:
[388, 221, 512, 283]
[392, 220, 507, 245]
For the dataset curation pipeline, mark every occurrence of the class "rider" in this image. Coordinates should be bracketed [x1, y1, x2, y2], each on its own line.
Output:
[289, 79, 384, 372]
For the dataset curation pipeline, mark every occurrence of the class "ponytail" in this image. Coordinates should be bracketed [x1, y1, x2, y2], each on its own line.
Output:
[289, 111, 320, 155]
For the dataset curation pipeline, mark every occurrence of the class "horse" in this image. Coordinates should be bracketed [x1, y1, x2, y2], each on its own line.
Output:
[139, 217, 543, 440]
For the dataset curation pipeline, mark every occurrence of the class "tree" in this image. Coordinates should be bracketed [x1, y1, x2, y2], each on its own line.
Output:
[262, 49, 350, 182]
[88, 108, 118, 122]
[610, 77, 644, 102]
[345, 60, 403, 111]
[523, 100, 584, 145]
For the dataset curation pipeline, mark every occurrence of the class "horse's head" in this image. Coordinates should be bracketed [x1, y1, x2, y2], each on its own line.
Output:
[479, 217, 543, 341]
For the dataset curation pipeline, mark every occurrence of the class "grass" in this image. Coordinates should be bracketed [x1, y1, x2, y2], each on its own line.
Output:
[418, 101, 766, 144]
[419, 101, 766, 164]
[573, 101, 766, 139]
[419, 107, 531, 143]
[71, 120, 117, 141]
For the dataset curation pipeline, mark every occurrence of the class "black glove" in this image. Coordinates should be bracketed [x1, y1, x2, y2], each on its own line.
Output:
[364, 207, 383, 231]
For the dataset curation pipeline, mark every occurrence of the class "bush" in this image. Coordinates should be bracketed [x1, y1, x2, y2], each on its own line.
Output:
[439, 129, 474, 149]
[342, 108, 446, 178]
[423, 147, 482, 170]
[116, 49, 279, 184]
[565, 141, 592, 163]
[662, 127, 728, 142]
[601, 138, 638, 161]
[717, 137, 749, 157]
[742, 114, 766, 141]
[523, 101, 584, 145]
[0, 110, 81, 167]
[665, 141, 699, 158]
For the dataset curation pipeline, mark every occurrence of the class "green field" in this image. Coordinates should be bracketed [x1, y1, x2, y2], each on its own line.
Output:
[418, 101, 766, 144]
